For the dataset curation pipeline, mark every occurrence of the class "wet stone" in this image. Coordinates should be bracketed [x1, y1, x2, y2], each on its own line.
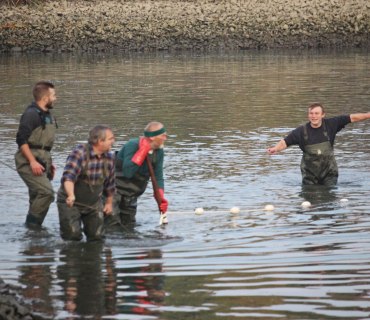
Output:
[0, 278, 48, 320]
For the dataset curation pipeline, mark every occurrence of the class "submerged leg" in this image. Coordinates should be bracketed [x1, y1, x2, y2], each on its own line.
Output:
[119, 195, 138, 225]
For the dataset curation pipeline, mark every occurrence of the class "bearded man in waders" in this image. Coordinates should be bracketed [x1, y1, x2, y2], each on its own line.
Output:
[267, 103, 370, 185]
[15, 81, 57, 226]
[57, 125, 115, 241]
[108, 121, 168, 227]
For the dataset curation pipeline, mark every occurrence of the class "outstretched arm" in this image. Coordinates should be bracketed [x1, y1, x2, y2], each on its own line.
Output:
[267, 139, 288, 155]
[350, 112, 370, 123]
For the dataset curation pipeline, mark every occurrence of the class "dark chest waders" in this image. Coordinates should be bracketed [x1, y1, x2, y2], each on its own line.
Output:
[115, 151, 159, 197]
[113, 152, 156, 225]
[67, 144, 108, 208]
[300, 122, 338, 185]
[57, 145, 108, 241]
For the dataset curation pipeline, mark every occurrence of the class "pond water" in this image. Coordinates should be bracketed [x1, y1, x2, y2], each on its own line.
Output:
[1, 49, 370, 319]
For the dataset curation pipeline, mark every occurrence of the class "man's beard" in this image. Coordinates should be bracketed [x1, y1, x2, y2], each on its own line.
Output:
[45, 102, 53, 109]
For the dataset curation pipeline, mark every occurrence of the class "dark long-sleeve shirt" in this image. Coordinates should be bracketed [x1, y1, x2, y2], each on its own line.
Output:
[284, 115, 351, 151]
[117, 138, 165, 189]
[16, 102, 54, 148]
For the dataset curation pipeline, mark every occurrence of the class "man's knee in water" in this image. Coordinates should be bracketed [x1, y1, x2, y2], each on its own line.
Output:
[60, 223, 83, 241]
[120, 212, 136, 224]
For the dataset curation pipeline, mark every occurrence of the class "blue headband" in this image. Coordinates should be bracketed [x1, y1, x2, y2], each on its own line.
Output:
[144, 127, 166, 137]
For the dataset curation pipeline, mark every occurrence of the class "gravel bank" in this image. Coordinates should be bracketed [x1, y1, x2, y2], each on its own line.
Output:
[0, 0, 369, 52]
[0, 278, 49, 320]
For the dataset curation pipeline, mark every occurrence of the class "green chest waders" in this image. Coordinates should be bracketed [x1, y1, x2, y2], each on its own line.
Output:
[15, 124, 56, 225]
[301, 141, 338, 186]
[300, 121, 338, 186]
[112, 153, 155, 225]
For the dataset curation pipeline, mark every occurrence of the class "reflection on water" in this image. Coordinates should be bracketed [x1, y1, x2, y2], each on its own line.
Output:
[18, 243, 54, 316]
[300, 185, 338, 206]
[56, 243, 116, 317]
[1, 49, 370, 319]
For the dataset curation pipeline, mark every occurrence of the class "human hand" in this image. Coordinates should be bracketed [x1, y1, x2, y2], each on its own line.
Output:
[66, 195, 76, 208]
[30, 159, 45, 176]
[103, 203, 113, 215]
[158, 188, 168, 213]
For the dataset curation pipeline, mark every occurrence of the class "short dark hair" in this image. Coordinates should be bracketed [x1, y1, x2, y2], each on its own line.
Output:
[308, 103, 325, 114]
[33, 81, 55, 101]
[88, 125, 112, 145]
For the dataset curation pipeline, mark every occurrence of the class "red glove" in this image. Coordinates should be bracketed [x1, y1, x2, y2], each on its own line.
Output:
[131, 137, 151, 166]
[158, 188, 168, 213]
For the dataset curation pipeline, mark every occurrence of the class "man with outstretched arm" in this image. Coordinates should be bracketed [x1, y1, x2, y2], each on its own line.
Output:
[109, 121, 168, 227]
[15, 81, 57, 226]
[57, 125, 115, 241]
[267, 103, 370, 185]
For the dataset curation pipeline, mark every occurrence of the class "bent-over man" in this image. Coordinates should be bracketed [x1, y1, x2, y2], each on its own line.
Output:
[111, 121, 168, 226]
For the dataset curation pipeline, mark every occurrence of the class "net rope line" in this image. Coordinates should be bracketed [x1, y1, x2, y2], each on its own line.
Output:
[167, 208, 271, 214]
[1, 158, 111, 213]
[1, 158, 167, 231]
[4, 160, 350, 217]
[1, 159, 275, 215]
[1, 159, 140, 231]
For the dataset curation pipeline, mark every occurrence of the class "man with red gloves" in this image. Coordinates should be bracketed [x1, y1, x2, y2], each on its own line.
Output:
[111, 121, 168, 226]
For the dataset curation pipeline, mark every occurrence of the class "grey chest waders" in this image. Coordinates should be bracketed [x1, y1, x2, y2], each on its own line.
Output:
[15, 123, 56, 226]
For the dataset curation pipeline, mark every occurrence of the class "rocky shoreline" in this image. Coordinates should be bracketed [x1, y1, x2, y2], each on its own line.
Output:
[0, 279, 49, 320]
[0, 0, 369, 52]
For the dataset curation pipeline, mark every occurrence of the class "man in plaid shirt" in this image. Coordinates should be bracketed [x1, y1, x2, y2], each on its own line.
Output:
[57, 125, 115, 241]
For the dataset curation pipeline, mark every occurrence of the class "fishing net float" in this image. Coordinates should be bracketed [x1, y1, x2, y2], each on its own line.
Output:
[168, 198, 350, 216]
[229, 207, 240, 214]
[168, 205, 276, 216]
[263, 204, 275, 211]
[301, 201, 312, 208]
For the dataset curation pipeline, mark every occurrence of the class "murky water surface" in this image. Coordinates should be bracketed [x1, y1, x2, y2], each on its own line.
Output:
[1, 50, 370, 319]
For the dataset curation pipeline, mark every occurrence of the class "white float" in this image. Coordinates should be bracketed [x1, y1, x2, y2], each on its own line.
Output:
[264, 204, 275, 211]
[230, 207, 240, 214]
[194, 207, 204, 215]
[301, 201, 311, 208]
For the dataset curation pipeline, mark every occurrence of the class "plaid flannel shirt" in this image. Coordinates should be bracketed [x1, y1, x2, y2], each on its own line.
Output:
[61, 144, 115, 197]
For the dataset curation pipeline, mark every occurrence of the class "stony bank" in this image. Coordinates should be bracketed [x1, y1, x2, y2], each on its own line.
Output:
[0, 0, 369, 52]
[0, 278, 49, 320]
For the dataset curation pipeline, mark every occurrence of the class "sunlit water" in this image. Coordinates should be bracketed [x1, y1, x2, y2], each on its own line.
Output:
[1, 49, 370, 319]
